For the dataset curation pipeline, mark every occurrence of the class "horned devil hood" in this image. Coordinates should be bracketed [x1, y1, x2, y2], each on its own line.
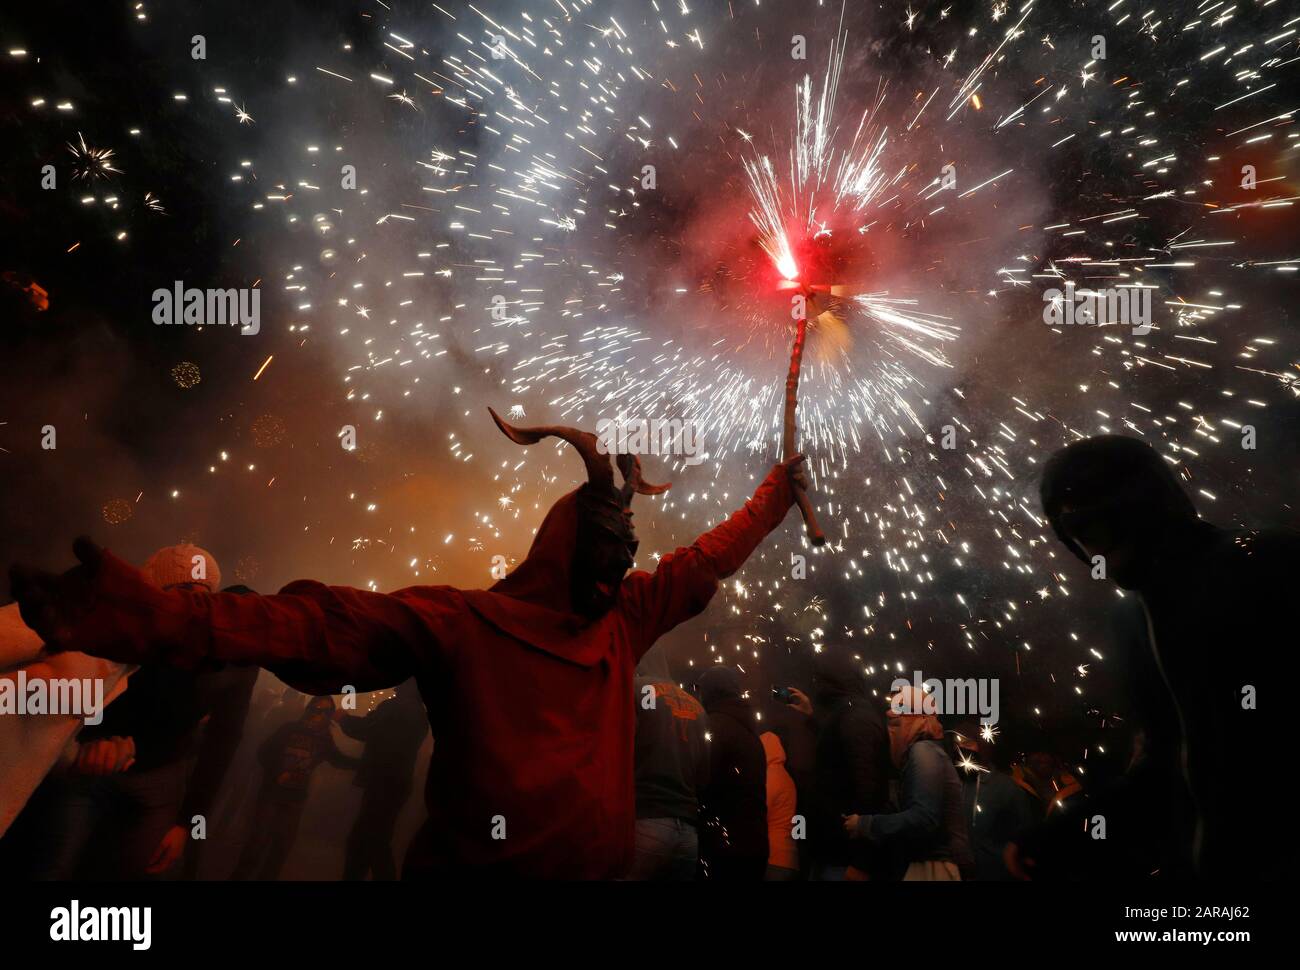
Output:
[459, 408, 669, 660]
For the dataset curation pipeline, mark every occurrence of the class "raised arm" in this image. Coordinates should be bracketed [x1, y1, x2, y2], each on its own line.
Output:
[10, 539, 441, 695]
[620, 458, 801, 657]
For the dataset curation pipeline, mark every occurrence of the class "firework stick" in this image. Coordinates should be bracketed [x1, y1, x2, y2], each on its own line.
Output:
[783, 312, 827, 546]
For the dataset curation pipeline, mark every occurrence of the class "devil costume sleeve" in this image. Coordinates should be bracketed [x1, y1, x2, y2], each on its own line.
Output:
[49, 464, 794, 877]
[59, 465, 791, 677]
[619, 466, 794, 655]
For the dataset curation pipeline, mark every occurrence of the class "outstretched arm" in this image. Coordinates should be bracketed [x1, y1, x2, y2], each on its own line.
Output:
[10, 539, 439, 694]
[852, 741, 947, 849]
[620, 458, 801, 657]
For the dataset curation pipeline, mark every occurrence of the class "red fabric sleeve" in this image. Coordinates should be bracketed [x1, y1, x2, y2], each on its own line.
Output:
[67, 551, 440, 694]
[620, 464, 794, 658]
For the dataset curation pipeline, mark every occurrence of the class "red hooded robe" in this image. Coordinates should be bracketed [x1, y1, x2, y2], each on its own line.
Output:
[58, 466, 794, 878]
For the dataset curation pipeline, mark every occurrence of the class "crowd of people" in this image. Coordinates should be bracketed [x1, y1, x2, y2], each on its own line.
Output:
[0, 420, 1291, 880]
[0, 547, 430, 880]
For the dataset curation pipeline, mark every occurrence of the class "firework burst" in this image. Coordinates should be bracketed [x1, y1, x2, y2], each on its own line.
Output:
[67, 132, 121, 181]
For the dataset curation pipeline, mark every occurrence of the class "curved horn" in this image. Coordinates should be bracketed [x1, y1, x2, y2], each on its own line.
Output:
[488, 407, 614, 490]
[616, 452, 671, 499]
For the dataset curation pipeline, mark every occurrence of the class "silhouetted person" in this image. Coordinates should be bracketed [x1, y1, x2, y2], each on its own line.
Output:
[628, 646, 709, 881]
[790, 650, 890, 880]
[696, 666, 768, 881]
[232, 696, 358, 880]
[339, 680, 429, 880]
[954, 728, 1039, 881]
[1018, 434, 1299, 879]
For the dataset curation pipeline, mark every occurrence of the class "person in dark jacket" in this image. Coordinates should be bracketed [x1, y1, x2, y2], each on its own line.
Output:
[846, 685, 974, 880]
[1010, 435, 1299, 880]
[628, 646, 710, 880]
[339, 679, 429, 880]
[231, 695, 359, 880]
[788, 650, 891, 880]
[954, 727, 1039, 881]
[696, 665, 767, 881]
[762, 697, 817, 811]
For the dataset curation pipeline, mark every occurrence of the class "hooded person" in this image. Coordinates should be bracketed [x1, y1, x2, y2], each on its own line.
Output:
[10, 408, 806, 878]
[1010, 434, 1299, 880]
[696, 665, 769, 881]
[844, 684, 974, 881]
[797, 650, 891, 880]
[759, 730, 800, 880]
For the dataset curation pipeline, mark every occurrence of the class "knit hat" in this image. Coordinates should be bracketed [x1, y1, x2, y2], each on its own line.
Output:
[696, 665, 743, 708]
[141, 544, 221, 591]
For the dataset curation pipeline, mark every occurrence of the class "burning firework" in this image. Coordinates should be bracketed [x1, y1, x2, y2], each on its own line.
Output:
[67, 132, 121, 182]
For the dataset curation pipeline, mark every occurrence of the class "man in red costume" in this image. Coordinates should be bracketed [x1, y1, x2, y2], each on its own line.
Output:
[10, 408, 807, 879]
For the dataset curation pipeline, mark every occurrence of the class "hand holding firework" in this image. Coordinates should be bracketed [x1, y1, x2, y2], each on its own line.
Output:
[775, 271, 873, 548]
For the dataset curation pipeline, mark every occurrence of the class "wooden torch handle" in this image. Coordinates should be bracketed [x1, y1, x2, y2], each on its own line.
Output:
[785, 311, 827, 547]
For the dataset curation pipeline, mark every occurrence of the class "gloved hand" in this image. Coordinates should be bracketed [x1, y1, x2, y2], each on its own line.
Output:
[781, 453, 810, 492]
[10, 537, 104, 653]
